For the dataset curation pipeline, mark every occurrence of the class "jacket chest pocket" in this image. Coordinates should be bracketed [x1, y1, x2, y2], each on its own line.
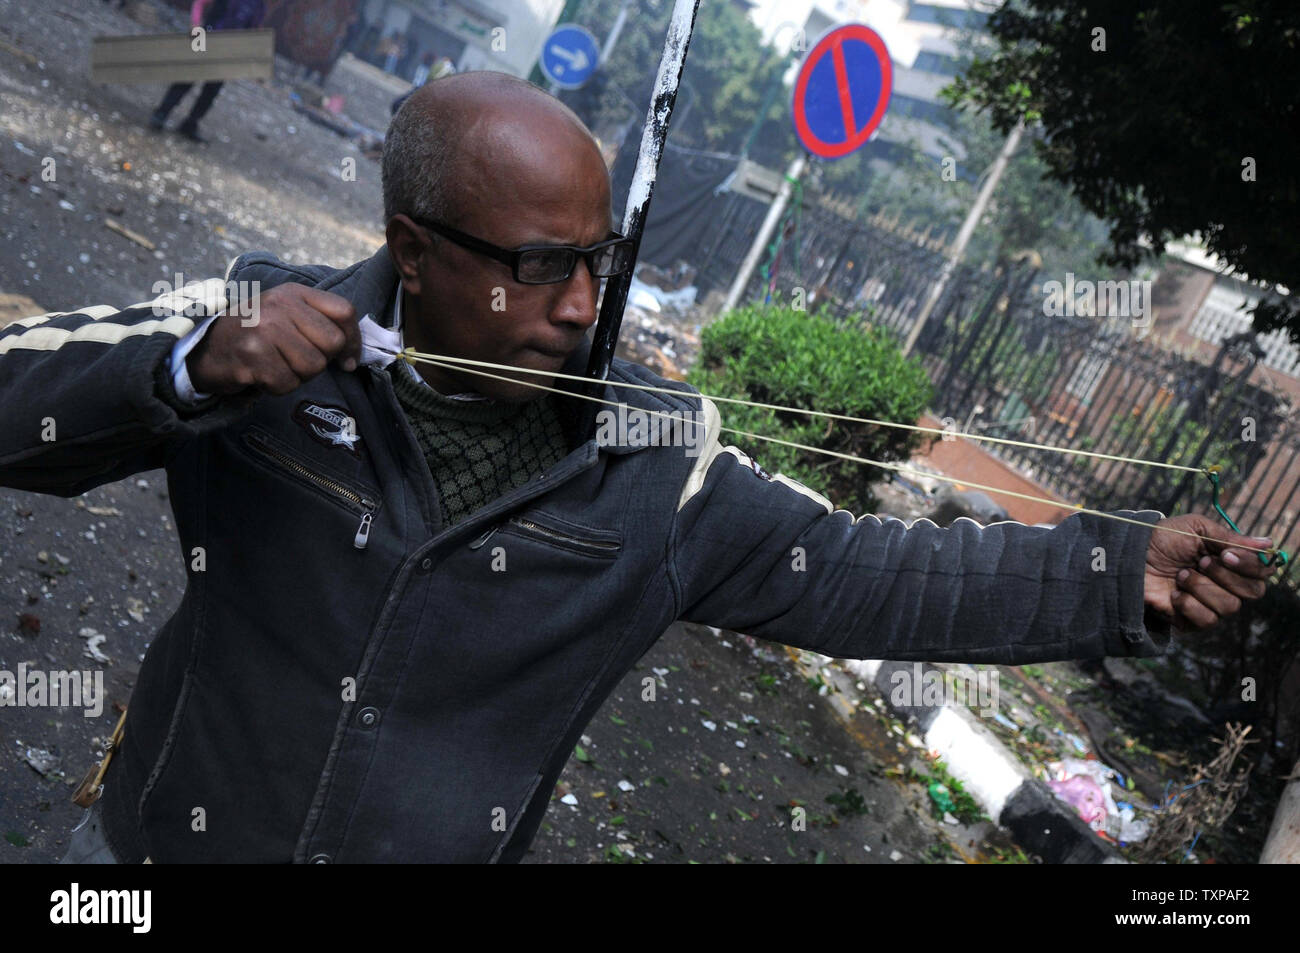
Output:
[238, 425, 382, 550]
[478, 513, 622, 560]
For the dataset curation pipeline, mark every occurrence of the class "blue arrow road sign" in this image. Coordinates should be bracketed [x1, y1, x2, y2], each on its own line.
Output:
[539, 23, 600, 89]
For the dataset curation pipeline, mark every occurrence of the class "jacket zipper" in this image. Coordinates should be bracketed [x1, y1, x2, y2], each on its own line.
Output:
[504, 517, 620, 551]
[468, 526, 499, 550]
[244, 432, 378, 550]
[470, 518, 620, 552]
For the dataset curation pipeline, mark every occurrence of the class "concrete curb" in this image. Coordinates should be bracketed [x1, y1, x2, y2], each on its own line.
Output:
[839, 658, 1124, 864]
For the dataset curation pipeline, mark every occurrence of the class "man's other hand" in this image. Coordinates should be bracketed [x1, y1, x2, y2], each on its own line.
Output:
[187, 285, 361, 397]
[1143, 514, 1274, 630]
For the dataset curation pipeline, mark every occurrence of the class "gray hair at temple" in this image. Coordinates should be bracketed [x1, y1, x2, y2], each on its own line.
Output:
[381, 80, 459, 229]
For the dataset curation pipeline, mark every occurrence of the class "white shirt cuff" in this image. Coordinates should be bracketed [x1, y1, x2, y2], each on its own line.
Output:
[169, 313, 221, 402]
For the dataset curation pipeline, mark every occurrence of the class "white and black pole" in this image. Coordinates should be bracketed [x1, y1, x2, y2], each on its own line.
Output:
[580, 0, 702, 436]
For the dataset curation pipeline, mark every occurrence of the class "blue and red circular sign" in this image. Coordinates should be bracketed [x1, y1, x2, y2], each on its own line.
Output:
[792, 24, 893, 160]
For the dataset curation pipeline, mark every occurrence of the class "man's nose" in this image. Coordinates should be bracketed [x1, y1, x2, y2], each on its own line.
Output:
[550, 259, 600, 329]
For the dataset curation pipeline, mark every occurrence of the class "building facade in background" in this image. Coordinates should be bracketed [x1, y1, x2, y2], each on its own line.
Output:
[347, 0, 565, 80]
[1152, 242, 1300, 402]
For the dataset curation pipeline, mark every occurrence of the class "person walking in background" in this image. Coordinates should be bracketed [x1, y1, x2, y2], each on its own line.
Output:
[382, 32, 406, 74]
[411, 52, 434, 88]
[149, 0, 266, 143]
[391, 55, 455, 116]
[356, 22, 382, 66]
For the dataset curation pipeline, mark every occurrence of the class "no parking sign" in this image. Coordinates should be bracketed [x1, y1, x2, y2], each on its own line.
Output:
[792, 24, 893, 159]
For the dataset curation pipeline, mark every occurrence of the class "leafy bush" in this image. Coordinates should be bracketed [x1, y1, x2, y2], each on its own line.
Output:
[686, 303, 934, 514]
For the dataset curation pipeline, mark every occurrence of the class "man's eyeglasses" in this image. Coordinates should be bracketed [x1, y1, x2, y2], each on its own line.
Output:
[411, 217, 635, 285]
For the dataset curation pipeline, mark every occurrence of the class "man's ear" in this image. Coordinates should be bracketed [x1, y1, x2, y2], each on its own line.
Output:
[386, 215, 428, 296]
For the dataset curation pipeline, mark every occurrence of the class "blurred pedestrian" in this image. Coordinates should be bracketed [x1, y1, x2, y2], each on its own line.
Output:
[392, 56, 455, 116]
[356, 23, 381, 65]
[148, 0, 266, 143]
[382, 32, 406, 74]
[411, 52, 434, 87]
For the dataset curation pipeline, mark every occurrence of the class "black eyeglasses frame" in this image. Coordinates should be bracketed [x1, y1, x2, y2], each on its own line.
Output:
[409, 216, 635, 285]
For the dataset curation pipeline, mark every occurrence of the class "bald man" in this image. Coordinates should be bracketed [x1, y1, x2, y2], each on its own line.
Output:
[4, 73, 1271, 864]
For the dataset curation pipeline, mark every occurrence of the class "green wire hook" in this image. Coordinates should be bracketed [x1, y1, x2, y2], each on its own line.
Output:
[1204, 466, 1289, 567]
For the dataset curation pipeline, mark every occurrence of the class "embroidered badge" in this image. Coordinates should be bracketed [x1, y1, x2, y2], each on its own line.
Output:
[293, 401, 361, 453]
[733, 449, 771, 480]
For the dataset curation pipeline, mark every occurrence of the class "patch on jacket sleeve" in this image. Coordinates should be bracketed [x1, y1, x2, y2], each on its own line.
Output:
[727, 447, 771, 481]
[674, 395, 848, 520]
[677, 397, 830, 513]
[293, 400, 361, 453]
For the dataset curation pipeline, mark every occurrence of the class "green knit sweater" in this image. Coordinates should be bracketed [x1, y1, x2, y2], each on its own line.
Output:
[387, 362, 569, 527]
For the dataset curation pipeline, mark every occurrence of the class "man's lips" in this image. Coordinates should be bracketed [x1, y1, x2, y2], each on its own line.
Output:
[522, 346, 575, 366]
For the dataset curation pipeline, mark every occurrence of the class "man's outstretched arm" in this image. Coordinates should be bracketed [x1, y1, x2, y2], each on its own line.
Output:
[667, 398, 1271, 665]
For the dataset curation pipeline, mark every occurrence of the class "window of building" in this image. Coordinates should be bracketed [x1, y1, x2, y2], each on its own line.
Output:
[890, 93, 954, 128]
[913, 50, 962, 75]
[1189, 282, 1299, 377]
[908, 3, 990, 30]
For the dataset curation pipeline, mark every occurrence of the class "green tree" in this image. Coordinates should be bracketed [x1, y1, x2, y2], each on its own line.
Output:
[945, 0, 1300, 341]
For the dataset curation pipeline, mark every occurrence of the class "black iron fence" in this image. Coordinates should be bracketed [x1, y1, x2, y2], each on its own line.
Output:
[708, 190, 1300, 578]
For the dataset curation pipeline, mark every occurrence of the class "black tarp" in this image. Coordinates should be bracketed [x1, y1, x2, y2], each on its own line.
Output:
[609, 128, 766, 292]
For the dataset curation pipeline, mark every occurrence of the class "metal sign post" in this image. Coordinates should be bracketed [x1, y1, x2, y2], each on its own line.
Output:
[721, 153, 807, 314]
[901, 119, 1025, 356]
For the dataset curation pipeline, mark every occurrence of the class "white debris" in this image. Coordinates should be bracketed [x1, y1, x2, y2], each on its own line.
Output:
[79, 627, 110, 663]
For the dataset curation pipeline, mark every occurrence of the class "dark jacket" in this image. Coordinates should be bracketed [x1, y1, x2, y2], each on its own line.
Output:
[0, 246, 1170, 862]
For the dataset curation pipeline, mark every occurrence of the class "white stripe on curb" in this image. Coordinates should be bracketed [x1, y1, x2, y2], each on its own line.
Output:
[922, 706, 1024, 822]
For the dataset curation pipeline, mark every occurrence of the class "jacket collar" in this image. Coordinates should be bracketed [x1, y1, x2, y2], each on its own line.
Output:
[315, 243, 403, 328]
